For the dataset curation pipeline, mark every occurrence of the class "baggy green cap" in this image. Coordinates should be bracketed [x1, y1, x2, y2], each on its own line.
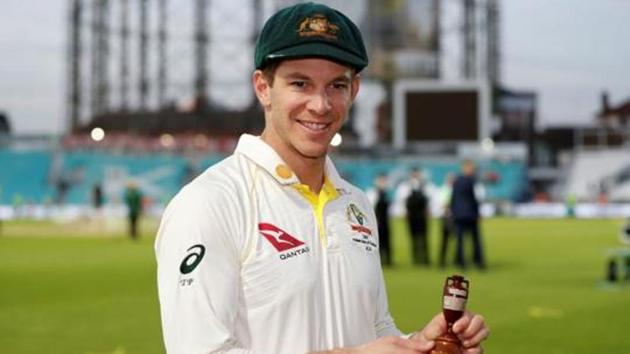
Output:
[254, 2, 368, 72]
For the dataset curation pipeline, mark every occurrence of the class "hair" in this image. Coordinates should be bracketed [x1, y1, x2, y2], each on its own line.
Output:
[260, 60, 282, 87]
[259, 58, 358, 87]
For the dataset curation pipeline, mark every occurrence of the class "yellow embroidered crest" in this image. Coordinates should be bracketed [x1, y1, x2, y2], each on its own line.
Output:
[297, 14, 339, 39]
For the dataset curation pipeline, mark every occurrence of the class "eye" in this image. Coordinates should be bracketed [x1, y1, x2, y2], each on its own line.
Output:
[290, 80, 307, 88]
[331, 81, 349, 90]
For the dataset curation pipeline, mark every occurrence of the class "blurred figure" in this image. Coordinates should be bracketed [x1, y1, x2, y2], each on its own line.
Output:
[370, 174, 392, 266]
[91, 182, 105, 230]
[451, 160, 486, 269]
[124, 182, 143, 240]
[438, 173, 455, 268]
[565, 193, 577, 218]
[55, 178, 70, 205]
[92, 182, 104, 210]
[405, 168, 430, 266]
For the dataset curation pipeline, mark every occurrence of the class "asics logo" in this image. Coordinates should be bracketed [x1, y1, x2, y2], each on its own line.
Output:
[258, 223, 305, 252]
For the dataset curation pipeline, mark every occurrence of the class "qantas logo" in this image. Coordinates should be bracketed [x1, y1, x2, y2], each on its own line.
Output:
[351, 224, 372, 236]
[258, 223, 305, 252]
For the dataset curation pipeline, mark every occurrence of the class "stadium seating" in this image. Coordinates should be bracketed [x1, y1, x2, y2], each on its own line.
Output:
[0, 148, 527, 206]
[0, 150, 53, 204]
[566, 149, 630, 201]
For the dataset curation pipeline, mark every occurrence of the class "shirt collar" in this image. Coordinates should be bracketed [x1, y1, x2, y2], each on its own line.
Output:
[234, 134, 343, 190]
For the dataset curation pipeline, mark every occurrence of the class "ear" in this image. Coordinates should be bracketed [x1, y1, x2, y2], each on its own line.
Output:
[253, 70, 272, 108]
[350, 73, 361, 102]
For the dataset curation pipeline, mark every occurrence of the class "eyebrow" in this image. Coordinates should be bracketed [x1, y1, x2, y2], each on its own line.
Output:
[283, 72, 352, 83]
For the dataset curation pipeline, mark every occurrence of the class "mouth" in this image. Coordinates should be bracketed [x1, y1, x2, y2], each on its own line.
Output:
[297, 119, 331, 133]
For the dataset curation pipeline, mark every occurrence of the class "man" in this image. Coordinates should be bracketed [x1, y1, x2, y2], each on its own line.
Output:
[124, 182, 142, 239]
[405, 168, 430, 266]
[437, 173, 455, 268]
[155, 3, 488, 354]
[450, 160, 486, 269]
[368, 173, 392, 266]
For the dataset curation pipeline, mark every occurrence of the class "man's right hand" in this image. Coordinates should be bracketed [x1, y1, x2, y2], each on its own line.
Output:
[316, 336, 433, 354]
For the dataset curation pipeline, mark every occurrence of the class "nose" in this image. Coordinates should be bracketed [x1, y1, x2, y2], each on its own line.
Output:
[306, 89, 332, 115]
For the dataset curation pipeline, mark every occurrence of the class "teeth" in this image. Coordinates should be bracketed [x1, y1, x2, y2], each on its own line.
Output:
[301, 121, 327, 131]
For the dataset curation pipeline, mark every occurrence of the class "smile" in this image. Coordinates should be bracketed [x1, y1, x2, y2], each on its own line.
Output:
[297, 120, 330, 132]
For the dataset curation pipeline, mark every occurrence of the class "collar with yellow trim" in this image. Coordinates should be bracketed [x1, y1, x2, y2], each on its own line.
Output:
[234, 134, 344, 189]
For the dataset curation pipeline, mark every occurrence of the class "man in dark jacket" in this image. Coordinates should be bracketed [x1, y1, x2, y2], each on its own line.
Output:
[405, 169, 430, 266]
[373, 174, 392, 266]
[450, 160, 486, 269]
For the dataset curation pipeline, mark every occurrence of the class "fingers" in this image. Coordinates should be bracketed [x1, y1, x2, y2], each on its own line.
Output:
[390, 336, 432, 352]
[463, 347, 484, 354]
[452, 311, 472, 333]
[363, 335, 432, 353]
[453, 312, 490, 349]
[406, 333, 435, 353]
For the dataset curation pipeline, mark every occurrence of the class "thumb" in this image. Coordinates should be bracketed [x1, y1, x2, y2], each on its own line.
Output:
[410, 313, 447, 351]
[421, 313, 448, 341]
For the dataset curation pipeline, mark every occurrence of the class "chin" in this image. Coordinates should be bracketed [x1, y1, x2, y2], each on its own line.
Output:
[298, 145, 329, 159]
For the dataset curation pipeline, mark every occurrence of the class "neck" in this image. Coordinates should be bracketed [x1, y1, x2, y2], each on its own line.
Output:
[260, 133, 326, 194]
[288, 155, 326, 194]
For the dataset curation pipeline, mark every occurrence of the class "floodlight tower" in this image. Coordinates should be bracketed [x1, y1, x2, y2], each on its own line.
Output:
[486, 0, 500, 85]
[462, 0, 476, 79]
[67, 0, 83, 132]
[158, 0, 168, 108]
[91, 0, 110, 117]
[138, 0, 149, 110]
[120, 0, 130, 111]
[194, 0, 209, 107]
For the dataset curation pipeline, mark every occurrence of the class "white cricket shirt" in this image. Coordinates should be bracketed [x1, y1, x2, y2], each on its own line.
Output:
[156, 134, 401, 354]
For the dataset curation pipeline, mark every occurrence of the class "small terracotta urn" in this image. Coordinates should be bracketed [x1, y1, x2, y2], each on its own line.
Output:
[430, 275, 469, 354]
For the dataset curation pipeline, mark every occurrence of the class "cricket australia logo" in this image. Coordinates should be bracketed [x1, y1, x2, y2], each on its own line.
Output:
[346, 203, 366, 226]
[346, 204, 377, 252]
[259, 223, 310, 260]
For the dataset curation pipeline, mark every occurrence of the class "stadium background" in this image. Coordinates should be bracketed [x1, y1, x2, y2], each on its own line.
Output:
[1, 0, 630, 353]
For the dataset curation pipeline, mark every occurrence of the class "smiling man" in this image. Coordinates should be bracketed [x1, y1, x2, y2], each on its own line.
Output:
[155, 3, 488, 354]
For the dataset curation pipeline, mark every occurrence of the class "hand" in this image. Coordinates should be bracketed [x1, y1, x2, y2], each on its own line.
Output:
[350, 336, 432, 354]
[312, 336, 433, 354]
[411, 311, 489, 354]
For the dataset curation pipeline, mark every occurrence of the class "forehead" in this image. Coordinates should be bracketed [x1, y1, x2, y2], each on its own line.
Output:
[274, 58, 354, 79]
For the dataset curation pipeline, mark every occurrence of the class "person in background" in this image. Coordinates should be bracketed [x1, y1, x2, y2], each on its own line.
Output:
[565, 193, 577, 218]
[438, 173, 455, 268]
[90, 182, 105, 230]
[405, 168, 430, 266]
[371, 173, 392, 266]
[450, 160, 486, 269]
[124, 182, 143, 240]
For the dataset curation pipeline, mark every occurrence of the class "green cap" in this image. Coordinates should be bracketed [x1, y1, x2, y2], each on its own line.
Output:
[254, 2, 368, 72]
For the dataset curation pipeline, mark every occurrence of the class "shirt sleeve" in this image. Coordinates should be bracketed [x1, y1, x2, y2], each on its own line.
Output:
[155, 183, 267, 354]
[374, 267, 402, 337]
[362, 194, 402, 338]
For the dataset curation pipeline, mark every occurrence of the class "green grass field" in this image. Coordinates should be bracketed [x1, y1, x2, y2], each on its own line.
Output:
[1, 217, 629, 354]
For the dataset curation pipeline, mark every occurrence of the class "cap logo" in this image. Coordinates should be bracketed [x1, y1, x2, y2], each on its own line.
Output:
[297, 14, 339, 40]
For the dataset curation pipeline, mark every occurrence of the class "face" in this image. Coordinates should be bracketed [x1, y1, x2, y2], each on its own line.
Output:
[253, 58, 360, 162]
[463, 161, 476, 175]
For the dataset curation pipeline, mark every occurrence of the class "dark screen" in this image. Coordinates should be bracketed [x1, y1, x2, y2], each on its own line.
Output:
[405, 91, 478, 141]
